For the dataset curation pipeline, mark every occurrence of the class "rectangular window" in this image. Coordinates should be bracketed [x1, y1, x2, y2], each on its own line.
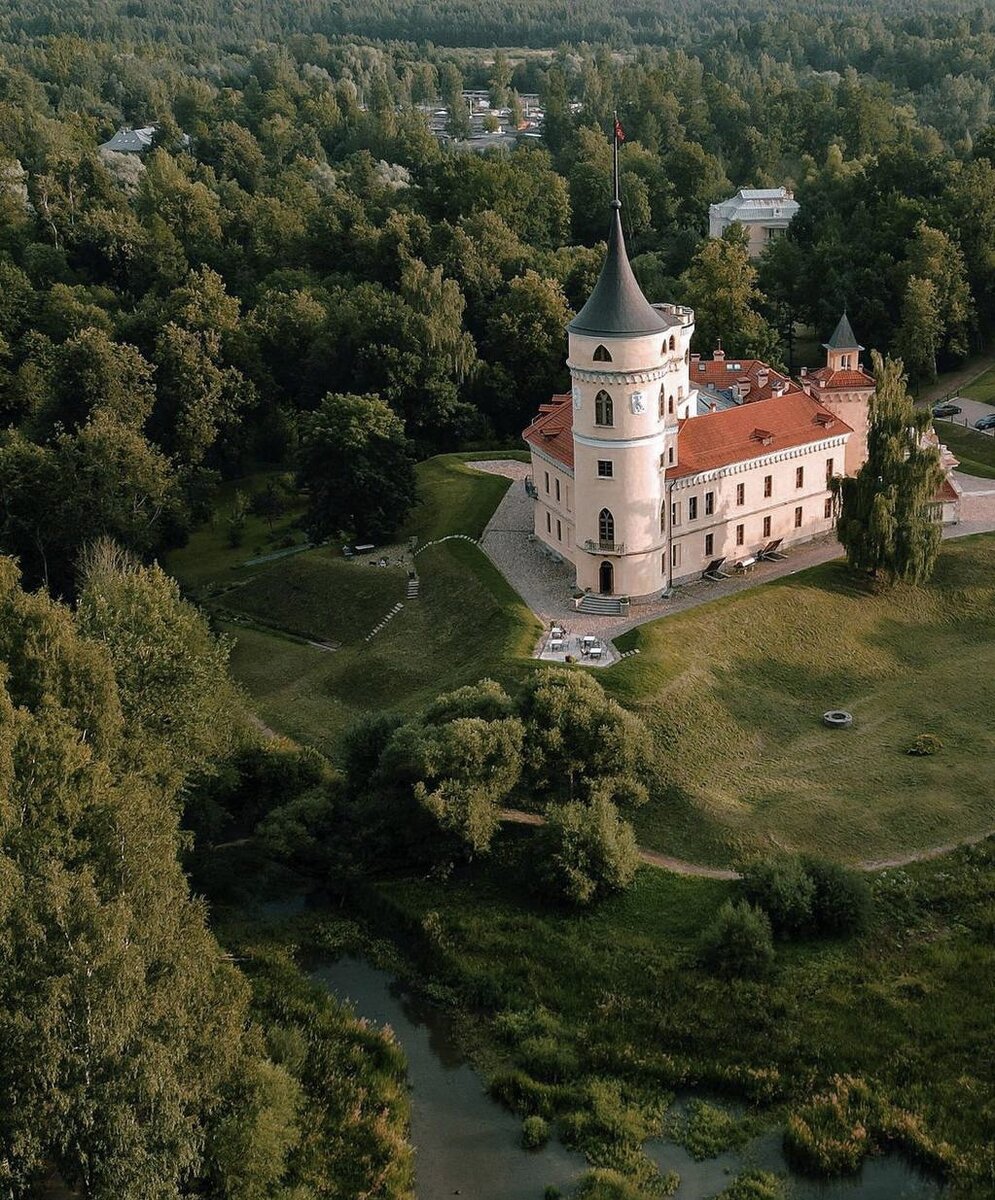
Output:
[705, 491, 714, 516]
[671, 502, 680, 527]
[546, 511, 551, 533]
[826, 457, 834, 483]
[764, 474, 772, 498]
[763, 515, 772, 538]
[544, 471, 550, 494]
[794, 505, 803, 528]
[824, 497, 833, 519]
[688, 496, 699, 520]
[556, 519, 562, 541]
[555, 478, 560, 502]
[736, 523, 744, 546]
[736, 482, 745, 506]
[671, 543, 681, 567]
[795, 465, 804, 488]
[705, 533, 714, 556]
[668, 446, 675, 465]
[597, 460, 613, 478]
[662, 553, 667, 574]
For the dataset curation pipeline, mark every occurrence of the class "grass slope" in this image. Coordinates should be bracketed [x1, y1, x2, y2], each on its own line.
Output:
[935, 420, 995, 479]
[961, 364, 995, 405]
[609, 538, 995, 865]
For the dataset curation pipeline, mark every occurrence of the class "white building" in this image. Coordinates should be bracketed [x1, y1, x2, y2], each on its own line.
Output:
[708, 187, 799, 257]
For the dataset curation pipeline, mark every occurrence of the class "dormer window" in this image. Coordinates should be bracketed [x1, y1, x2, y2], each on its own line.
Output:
[593, 344, 612, 363]
[841, 353, 851, 369]
[595, 390, 613, 427]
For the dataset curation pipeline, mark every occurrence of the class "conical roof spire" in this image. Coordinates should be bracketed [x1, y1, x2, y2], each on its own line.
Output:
[568, 210, 669, 338]
[823, 311, 863, 352]
[567, 120, 669, 339]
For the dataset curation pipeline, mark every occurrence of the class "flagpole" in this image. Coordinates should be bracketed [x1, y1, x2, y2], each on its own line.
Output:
[612, 110, 620, 206]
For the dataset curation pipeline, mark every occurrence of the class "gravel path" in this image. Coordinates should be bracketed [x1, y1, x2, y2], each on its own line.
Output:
[500, 808, 995, 879]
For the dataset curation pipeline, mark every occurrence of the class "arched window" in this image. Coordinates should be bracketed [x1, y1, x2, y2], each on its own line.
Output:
[684, 348, 690, 364]
[593, 344, 612, 362]
[678, 385, 684, 400]
[669, 335, 676, 351]
[668, 395, 675, 414]
[595, 390, 613, 426]
[599, 508, 615, 545]
[660, 501, 667, 532]
[658, 392, 665, 419]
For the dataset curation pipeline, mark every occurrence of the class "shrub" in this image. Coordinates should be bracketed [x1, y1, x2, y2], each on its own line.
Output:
[784, 1075, 874, 1174]
[716, 1170, 786, 1199]
[740, 856, 815, 937]
[907, 732, 942, 756]
[539, 797, 639, 906]
[699, 901, 775, 979]
[682, 1099, 744, 1159]
[803, 857, 873, 935]
[574, 1168, 651, 1200]
[517, 1035, 580, 1082]
[522, 1115, 550, 1149]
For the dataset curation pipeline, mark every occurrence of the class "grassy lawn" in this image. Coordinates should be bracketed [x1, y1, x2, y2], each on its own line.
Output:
[402, 451, 530, 544]
[608, 537, 995, 865]
[961, 364, 995, 405]
[164, 456, 541, 757]
[935, 419, 995, 479]
[366, 829, 995, 1196]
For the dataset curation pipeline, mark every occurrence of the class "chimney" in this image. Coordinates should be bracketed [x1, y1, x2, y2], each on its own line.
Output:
[713, 340, 725, 362]
[708, 401, 717, 412]
[756, 368, 769, 390]
[800, 366, 807, 377]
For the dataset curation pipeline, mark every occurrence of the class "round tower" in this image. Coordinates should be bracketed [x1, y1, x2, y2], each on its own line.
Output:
[568, 199, 694, 598]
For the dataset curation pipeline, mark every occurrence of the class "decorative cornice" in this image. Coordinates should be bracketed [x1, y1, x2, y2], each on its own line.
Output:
[668, 433, 849, 488]
[574, 429, 667, 451]
[567, 363, 681, 385]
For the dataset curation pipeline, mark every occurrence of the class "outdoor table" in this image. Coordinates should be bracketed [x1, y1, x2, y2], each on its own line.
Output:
[549, 638, 564, 651]
[588, 646, 603, 658]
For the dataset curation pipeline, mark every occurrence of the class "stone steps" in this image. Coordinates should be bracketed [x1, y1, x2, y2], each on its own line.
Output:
[406, 577, 420, 598]
[578, 594, 624, 615]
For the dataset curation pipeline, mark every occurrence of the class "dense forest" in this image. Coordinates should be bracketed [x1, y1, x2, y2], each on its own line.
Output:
[1, 1, 994, 1194]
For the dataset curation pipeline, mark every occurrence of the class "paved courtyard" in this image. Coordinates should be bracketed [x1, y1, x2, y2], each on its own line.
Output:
[469, 459, 995, 659]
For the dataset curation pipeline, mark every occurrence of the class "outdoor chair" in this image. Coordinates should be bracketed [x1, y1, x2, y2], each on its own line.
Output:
[702, 557, 731, 582]
[757, 539, 787, 561]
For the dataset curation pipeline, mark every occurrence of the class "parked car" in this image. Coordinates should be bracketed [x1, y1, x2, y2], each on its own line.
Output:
[932, 401, 962, 417]
[974, 413, 995, 431]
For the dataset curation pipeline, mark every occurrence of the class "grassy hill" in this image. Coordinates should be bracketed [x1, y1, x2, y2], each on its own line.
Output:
[610, 538, 995, 864]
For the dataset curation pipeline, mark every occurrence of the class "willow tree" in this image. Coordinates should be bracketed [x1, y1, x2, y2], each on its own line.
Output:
[835, 352, 944, 584]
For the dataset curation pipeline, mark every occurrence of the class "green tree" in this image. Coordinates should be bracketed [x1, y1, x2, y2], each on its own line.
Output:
[739, 856, 815, 939]
[440, 63, 470, 140]
[521, 671, 652, 808]
[835, 352, 944, 585]
[539, 797, 639, 906]
[896, 277, 942, 388]
[678, 227, 780, 361]
[383, 686, 525, 857]
[297, 392, 416, 541]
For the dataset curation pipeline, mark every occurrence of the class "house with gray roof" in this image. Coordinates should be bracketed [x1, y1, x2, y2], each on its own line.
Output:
[708, 187, 799, 257]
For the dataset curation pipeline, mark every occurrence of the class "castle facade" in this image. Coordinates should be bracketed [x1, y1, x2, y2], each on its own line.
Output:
[524, 195, 877, 602]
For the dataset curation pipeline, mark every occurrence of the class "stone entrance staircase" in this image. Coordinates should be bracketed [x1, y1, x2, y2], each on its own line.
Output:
[577, 594, 625, 616]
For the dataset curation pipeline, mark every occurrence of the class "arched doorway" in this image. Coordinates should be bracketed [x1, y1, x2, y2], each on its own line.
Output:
[599, 560, 614, 595]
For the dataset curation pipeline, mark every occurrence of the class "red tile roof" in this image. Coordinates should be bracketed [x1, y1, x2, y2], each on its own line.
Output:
[806, 366, 875, 390]
[690, 356, 801, 403]
[935, 477, 959, 503]
[667, 392, 853, 479]
[523, 394, 574, 470]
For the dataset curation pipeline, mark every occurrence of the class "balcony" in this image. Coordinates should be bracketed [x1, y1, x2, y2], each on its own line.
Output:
[584, 539, 626, 555]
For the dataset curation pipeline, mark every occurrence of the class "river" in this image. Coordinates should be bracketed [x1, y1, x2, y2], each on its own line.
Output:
[317, 956, 944, 1200]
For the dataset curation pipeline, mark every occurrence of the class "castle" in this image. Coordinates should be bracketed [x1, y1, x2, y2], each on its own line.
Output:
[523, 188, 879, 604]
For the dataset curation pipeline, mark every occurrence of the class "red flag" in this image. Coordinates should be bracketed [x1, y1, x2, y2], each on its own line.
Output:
[614, 116, 626, 143]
